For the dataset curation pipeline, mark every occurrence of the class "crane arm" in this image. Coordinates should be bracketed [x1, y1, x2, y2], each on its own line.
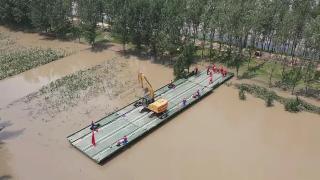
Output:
[138, 72, 155, 99]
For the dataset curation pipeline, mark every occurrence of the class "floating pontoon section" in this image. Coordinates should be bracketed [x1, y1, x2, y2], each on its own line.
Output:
[67, 71, 233, 163]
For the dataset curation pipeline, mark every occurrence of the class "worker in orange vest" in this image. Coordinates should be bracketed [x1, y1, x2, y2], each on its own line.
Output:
[223, 68, 228, 77]
[212, 64, 216, 73]
[195, 67, 198, 75]
[219, 66, 223, 74]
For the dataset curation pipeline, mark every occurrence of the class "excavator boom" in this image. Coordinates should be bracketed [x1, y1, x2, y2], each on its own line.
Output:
[137, 72, 168, 114]
[138, 72, 155, 99]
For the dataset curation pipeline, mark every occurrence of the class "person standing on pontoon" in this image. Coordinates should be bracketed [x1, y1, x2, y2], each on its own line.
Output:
[168, 80, 175, 89]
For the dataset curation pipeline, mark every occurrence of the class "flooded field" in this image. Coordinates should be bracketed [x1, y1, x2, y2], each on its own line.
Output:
[1, 26, 320, 180]
[0, 26, 126, 108]
[0, 49, 122, 108]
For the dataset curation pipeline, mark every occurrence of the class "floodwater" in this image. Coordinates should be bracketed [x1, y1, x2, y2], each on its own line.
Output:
[103, 86, 320, 180]
[1, 27, 320, 180]
[1, 60, 320, 180]
[0, 26, 130, 108]
[0, 49, 119, 108]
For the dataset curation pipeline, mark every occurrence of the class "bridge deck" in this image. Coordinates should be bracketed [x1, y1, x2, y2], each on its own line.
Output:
[67, 71, 233, 163]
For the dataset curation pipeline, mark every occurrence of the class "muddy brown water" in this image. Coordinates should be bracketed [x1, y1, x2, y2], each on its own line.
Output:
[0, 26, 129, 108]
[1, 59, 320, 180]
[0, 49, 121, 108]
[0, 26, 92, 108]
[0, 48, 170, 108]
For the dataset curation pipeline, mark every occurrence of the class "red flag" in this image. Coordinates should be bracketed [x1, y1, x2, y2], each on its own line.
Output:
[91, 131, 96, 146]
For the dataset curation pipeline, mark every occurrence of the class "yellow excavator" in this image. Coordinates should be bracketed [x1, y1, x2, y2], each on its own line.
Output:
[134, 72, 168, 118]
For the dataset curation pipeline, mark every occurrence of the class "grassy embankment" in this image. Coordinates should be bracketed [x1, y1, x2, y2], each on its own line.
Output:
[235, 83, 320, 114]
[195, 47, 320, 94]
[74, 30, 319, 102]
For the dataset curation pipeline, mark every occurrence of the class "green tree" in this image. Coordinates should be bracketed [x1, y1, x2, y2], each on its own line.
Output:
[221, 0, 256, 77]
[267, 61, 278, 87]
[81, 24, 97, 46]
[287, 0, 313, 62]
[110, 0, 131, 50]
[174, 42, 196, 78]
[30, 0, 50, 31]
[161, 0, 185, 61]
[0, 0, 31, 26]
[282, 66, 303, 94]
[303, 60, 317, 93]
[126, 0, 151, 49]
[148, 0, 166, 58]
[48, 0, 72, 37]
[78, 0, 103, 46]
[202, 0, 220, 60]
[29, 0, 72, 36]
[185, 0, 207, 43]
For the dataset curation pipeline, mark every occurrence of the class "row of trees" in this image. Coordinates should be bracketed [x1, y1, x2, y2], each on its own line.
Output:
[0, 0, 319, 92]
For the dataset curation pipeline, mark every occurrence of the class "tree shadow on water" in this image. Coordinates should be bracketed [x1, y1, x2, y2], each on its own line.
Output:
[0, 129, 25, 141]
[0, 141, 4, 149]
[0, 119, 24, 141]
[0, 121, 12, 130]
[117, 48, 150, 61]
[0, 175, 12, 180]
[90, 39, 113, 53]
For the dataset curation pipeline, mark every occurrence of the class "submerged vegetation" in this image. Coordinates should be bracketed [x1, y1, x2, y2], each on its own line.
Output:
[236, 83, 320, 114]
[0, 48, 65, 80]
[0, 32, 66, 80]
[25, 57, 137, 117]
[266, 93, 275, 107]
[0, 32, 17, 54]
[239, 86, 246, 100]
[284, 98, 301, 112]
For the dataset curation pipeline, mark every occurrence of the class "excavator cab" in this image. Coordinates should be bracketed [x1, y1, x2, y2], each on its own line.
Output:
[141, 96, 154, 107]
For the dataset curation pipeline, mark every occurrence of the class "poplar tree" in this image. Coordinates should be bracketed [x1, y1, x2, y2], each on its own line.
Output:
[0, 0, 31, 25]
[78, 0, 103, 46]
